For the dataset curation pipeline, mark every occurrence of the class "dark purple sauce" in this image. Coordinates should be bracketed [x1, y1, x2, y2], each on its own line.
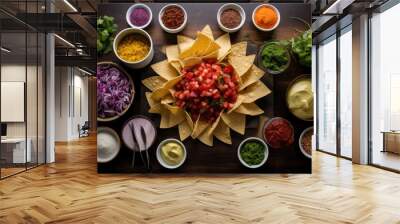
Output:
[130, 7, 150, 27]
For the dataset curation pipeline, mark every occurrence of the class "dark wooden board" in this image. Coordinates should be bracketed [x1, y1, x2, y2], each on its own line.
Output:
[98, 3, 312, 173]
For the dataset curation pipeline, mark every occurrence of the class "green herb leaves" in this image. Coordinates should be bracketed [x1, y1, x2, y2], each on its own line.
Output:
[291, 30, 311, 68]
[261, 42, 290, 72]
[97, 16, 118, 55]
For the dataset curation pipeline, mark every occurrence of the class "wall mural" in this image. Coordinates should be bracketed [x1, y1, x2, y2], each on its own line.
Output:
[97, 3, 312, 173]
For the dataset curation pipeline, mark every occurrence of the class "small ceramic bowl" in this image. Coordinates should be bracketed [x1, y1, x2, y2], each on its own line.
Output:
[252, 4, 280, 32]
[217, 3, 246, 33]
[97, 127, 121, 163]
[159, 4, 187, 34]
[156, 138, 187, 169]
[113, 28, 154, 69]
[257, 41, 291, 75]
[299, 127, 313, 159]
[126, 3, 152, 29]
[97, 61, 135, 122]
[262, 117, 295, 149]
[238, 137, 269, 169]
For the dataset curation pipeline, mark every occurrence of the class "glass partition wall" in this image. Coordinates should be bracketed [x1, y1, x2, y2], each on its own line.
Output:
[370, 3, 400, 171]
[316, 25, 353, 159]
[0, 2, 46, 179]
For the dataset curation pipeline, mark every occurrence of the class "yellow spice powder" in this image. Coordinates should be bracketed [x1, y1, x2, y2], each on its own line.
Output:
[117, 34, 150, 62]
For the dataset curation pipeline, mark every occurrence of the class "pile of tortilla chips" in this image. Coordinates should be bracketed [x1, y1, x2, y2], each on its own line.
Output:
[142, 25, 271, 146]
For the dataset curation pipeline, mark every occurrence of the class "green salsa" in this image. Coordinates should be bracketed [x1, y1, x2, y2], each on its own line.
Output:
[261, 42, 289, 72]
[240, 141, 265, 166]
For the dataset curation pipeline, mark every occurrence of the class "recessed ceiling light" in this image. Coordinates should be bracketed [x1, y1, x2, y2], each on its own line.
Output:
[78, 67, 93, 76]
[54, 34, 75, 48]
[63, 0, 78, 12]
[1, 47, 11, 53]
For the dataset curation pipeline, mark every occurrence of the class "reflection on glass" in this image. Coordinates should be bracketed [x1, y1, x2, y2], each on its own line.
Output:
[1, 31, 27, 177]
[371, 4, 400, 171]
[339, 27, 352, 158]
[317, 36, 337, 154]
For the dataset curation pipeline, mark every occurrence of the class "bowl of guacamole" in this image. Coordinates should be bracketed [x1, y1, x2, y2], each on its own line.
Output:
[258, 41, 291, 75]
[156, 138, 187, 169]
[238, 137, 269, 169]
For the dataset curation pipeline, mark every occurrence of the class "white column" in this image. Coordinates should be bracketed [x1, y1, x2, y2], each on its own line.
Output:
[352, 14, 369, 164]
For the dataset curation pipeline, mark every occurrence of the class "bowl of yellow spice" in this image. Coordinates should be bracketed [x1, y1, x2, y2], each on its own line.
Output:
[113, 28, 154, 69]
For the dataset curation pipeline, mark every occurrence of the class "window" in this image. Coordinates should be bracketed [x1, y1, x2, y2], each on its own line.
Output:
[317, 35, 337, 154]
[339, 26, 352, 158]
[370, 3, 400, 171]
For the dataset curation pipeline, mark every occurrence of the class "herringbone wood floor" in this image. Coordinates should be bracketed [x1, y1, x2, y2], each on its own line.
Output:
[0, 135, 400, 224]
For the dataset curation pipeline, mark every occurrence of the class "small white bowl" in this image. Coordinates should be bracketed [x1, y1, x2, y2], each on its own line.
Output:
[217, 3, 245, 33]
[299, 127, 313, 159]
[156, 138, 187, 169]
[252, 4, 280, 32]
[97, 127, 121, 163]
[113, 28, 154, 69]
[238, 137, 269, 169]
[126, 3, 152, 29]
[158, 4, 187, 34]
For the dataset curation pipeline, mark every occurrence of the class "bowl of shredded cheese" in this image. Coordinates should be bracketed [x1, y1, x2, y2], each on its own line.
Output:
[113, 28, 154, 69]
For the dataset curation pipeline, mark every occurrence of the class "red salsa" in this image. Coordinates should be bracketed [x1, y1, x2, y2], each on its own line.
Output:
[264, 118, 294, 149]
[161, 5, 185, 29]
[174, 61, 239, 122]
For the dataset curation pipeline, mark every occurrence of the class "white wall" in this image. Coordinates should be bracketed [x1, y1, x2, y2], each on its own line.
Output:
[54, 67, 89, 141]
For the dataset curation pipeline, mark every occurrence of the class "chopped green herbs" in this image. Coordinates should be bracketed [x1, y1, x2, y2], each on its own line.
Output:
[289, 17, 312, 67]
[261, 42, 289, 72]
[240, 141, 265, 166]
[97, 16, 118, 55]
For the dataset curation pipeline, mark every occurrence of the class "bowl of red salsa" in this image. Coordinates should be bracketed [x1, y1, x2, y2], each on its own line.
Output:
[263, 117, 294, 149]
[159, 4, 187, 33]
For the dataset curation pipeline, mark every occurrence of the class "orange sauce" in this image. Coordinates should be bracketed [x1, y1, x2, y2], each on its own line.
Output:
[255, 6, 278, 29]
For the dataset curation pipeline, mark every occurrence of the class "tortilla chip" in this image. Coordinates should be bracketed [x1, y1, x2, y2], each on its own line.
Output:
[203, 50, 219, 60]
[207, 114, 222, 136]
[230, 41, 247, 57]
[161, 95, 175, 105]
[142, 76, 167, 91]
[240, 81, 271, 104]
[235, 103, 264, 116]
[170, 61, 182, 73]
[163, 104, 181, 115]
[228, 95, 244, 113]
[184, 111, 194, 130]
[215, 33, 231, 61]
[198, 126, 213, 146]
[145, 92, 161, 114]
[160, 107, 185, 129]
[213, 121, 232, 144]
[151, 88, 169, 102]
[180, 32, 220, 59]
[228, 54, 255, 77]
[166, 45, 180, 61]
[181, 57, 202, 68]
[177, 35, 195, 53]
[191, 117, 209, 139]
[201, 25, 214, 40]
[221, 112, 246, 135]
[240, 65, 265, 90]
[179, 120, 192, 141]
[151, 60, 178, 80]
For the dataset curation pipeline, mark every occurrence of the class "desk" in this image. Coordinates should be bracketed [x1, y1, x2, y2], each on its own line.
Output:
[1, 138, 31, 163]
[382, 131, 400, 154]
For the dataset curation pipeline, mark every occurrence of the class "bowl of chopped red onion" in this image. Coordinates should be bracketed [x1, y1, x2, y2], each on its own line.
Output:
[97, 62, 135, 122]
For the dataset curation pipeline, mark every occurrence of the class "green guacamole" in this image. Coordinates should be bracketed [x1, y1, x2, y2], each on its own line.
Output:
[261, 42, 289, 73]
[240, 141, 265, 166]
